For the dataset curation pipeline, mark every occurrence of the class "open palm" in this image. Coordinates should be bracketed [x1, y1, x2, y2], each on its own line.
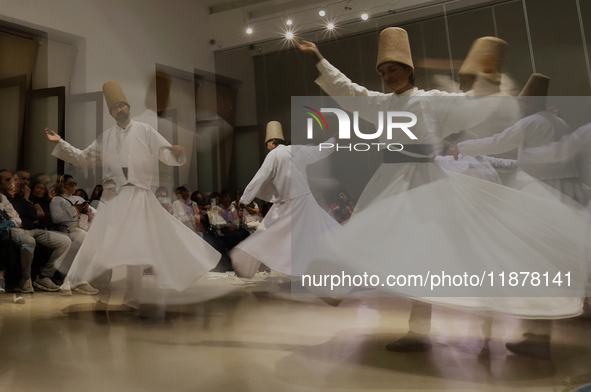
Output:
[295, 39, 318, 54]
[44, 127, 62, 143]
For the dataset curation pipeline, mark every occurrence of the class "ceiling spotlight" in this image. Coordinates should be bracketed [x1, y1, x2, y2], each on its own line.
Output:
[344, 1, 352, 10]
[246, 27, 253, 34]
[388, 3, 397, 14]
[286, 18, 293, 25]
[361, 13, 369, 20]
[327, 22, 335, 30]
[319, 9, 326, 17]
[285, 31, 294, 40]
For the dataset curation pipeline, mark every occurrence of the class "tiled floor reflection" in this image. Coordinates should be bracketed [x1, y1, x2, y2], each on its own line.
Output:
[0, 273, 589, 391]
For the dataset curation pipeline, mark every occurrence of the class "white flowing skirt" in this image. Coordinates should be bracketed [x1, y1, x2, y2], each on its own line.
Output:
[62, 186, 221, 291]
[231, 193, 342, 278]
[353, 162, 445, 215]
[309, 170, 590, 319]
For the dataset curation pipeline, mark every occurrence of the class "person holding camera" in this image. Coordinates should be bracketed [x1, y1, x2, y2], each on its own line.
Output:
[328, 190, 355, 225]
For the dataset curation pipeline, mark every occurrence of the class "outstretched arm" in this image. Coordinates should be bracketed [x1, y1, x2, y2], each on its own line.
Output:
[145, 125, 187, 166]
[46, 127, 101, 167]
[519, 124, 591, 165]
[456, 117, 541, 158]
[241, 153, 277, 205]
[296, 38, 386, 99]
[296, 136, 337, 165]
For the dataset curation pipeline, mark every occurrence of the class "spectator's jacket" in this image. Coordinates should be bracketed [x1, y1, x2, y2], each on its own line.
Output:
[8, 195, 37, 230]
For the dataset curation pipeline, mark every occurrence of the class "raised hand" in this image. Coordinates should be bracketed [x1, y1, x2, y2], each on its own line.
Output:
[294, 39, 323, 60]
[445, 145, 460, 160]
[23, 184, 31, 201]
[45, 127, 62, 143]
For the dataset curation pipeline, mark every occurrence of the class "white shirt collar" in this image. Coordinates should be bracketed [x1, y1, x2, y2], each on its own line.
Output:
[116, 119, 134, 132]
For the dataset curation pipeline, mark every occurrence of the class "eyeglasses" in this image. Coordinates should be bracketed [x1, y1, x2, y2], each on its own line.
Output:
[65, 181, 77, 186]
[111, 102, 128, 111]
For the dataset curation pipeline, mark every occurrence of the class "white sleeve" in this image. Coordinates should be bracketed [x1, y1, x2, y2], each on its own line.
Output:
[315, 59, 387, 98]
[145, 125, 187, 167]
[315, 59, 391, 126]
[519, 125, 591, 165]
[457, 118, 530, 157]
[479, 155, 518, 172]
[51, 139, 101, 167]
[296, 137, 337, 165]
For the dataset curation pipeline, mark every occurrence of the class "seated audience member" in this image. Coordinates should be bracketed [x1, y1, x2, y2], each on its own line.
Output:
[232, 189, 262, 234]
[329, 190, 356, 224]
[191, 190, 204, 207]
[29, 181, 53, 229]
[89, 185, 103, 209]
[197, 191, 212, 228]
[203, 192, 212, 208]
[172, 186, 203, 235]
[49, 175, 98, 295]
[1, 192, 33, 299]
[211, 190, 242, 246]
[51, 175, 97, 233]
[173, 187, 182, 201]
[0, 169, 71, 292]
[190, 190, 206, 225]
[33, 173, 53, 197]
[202, 191, 241, 272]
[155, 186, 173, 214]
[74, 188, 89, 201]
[16, 170, 31, 191]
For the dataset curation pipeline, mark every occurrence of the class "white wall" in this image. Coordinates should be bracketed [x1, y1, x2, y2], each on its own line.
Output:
[0, 0, 215, 187]
[0, 0, 214, 129]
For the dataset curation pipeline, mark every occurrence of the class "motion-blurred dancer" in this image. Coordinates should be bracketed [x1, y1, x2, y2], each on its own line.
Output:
[45, 81, 220, 310]
[231, 121, 341, 279]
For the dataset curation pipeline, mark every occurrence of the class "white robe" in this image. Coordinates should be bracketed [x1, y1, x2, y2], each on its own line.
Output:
[458, 111, 589, 205]
[52, 119, 220, 290]
[434, 155, 516, 185]
[314, 59, 519, 213]
[519, 122, 591, 189]
[309, 169, 590, 318]
[308, 62, 590, 319]
[230, 138, 342, 278]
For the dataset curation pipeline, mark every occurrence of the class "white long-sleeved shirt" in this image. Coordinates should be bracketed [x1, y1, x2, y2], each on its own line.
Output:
[241, 138, 336, 205]
[0, 194, 21, 227]
[457, 111, 579, 181]
[50, 194, 96, 226]
[172, 198, 199, 229]
[519, 122, 591, 185]
[52, 119, 186, 191]
[314, 59, 511, 145]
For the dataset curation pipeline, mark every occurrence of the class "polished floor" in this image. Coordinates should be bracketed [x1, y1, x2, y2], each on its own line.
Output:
[0, 272, 590, 392]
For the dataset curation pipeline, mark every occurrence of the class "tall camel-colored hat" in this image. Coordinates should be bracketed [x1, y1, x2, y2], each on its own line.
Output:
[265, 121, 284, 143]
[376, 27, 414, 72]
[103, 81, 129, 110]
[518, 73, 549, 107]
[458, 37, 507, 85]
